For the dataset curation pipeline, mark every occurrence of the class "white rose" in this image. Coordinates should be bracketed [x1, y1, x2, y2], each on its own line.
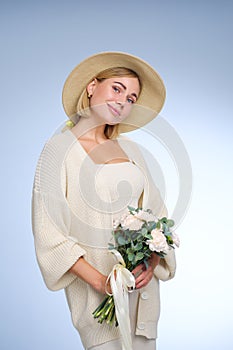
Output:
[172, 232, 180, 247]
[134, 210, 157, 223]
[147, 228, 168, 252]
[120, 214, 144, 231]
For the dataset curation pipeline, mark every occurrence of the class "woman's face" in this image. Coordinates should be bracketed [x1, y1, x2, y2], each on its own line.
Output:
[87, 77, 140, 125]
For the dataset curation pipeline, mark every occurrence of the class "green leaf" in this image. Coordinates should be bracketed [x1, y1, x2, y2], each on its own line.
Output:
[132, 232, 140, 240]
[128, 253, 134, 261]
[148, 222, 156, 230]
[156, 221, 161, 229]
[167, 219, 175, 227]
[145, 233, 153, 239]
[135, 242, 143, 251]
[127, 206, 136, 214]
[135, 252, 144, 261]
[141, 227, 148, 235]
[126, 247, 134, 254]
[117, 236, 126, 245]
[160, 217, 167, 223]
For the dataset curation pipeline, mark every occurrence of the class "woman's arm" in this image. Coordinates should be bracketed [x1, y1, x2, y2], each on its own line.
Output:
[32, 134, 86, 291]
[69, 257, 111, 294]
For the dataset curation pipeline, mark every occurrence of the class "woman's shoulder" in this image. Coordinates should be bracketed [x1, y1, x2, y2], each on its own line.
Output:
[34, 130, 79, 177]
[43, 129, 75, 149]
[34, 130, 78, 190]
[39, 130, 76, 158]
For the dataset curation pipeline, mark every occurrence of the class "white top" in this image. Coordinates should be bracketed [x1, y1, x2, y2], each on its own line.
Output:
[94, 161, 145, 221]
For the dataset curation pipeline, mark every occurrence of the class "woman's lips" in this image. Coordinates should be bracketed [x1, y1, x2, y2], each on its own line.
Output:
[107, 103, 121, 117]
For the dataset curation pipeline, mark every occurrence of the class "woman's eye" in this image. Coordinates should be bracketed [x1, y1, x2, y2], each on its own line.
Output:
[113, 86, 120, 93]
[127, 97, 135, 104]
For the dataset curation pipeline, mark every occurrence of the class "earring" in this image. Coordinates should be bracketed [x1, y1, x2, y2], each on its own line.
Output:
[87, 93, 92, 98]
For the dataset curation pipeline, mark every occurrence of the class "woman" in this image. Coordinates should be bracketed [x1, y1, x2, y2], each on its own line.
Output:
[32, 51, 176, 350]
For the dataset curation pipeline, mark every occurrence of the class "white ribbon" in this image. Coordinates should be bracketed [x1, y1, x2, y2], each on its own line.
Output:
[106, 250, 136, 350]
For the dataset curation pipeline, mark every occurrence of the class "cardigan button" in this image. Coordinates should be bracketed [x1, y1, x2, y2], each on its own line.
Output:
[137, 322, 146, 330]
[141, 292, 149, 300]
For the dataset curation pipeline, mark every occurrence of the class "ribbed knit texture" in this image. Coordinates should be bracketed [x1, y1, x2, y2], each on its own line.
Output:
[31, 130, 176, 349]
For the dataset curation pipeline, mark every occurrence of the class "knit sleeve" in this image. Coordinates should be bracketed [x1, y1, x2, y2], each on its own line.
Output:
[136, 148, 177, 281]
[144, 173, 176, 281]
[31, 134, 86, 291]
[153, 248, 176, 281]
[145, 181, 176, 281]
[139, 154, 177, 281]
[139, 154, 176, 281]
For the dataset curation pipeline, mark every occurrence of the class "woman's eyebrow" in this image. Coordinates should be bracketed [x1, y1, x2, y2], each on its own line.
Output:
[114, 81, 127, 90]
[113, 81, 138, 99]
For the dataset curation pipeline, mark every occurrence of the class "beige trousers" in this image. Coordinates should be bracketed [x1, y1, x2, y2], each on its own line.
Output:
[88, 291, 156, 350]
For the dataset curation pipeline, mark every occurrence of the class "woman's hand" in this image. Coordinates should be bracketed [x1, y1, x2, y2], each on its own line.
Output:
[131, 253, 160, 289]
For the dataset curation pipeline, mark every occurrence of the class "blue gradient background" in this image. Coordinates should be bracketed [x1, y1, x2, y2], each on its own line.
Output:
[1, 1, 232, 349]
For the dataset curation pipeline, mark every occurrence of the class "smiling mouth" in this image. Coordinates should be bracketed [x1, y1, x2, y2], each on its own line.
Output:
[107, 103, 121, 117]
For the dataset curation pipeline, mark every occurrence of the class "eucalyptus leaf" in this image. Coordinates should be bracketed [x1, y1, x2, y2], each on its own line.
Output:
[135, 242, 143, 251]
[167, 219, 175, 227]
[128, 253, 134, 261]
[156, 222, 161, 229]
[159, 217, 165, 224]
[135, 252, 144, 261]
[127, 247, 134, 254]
[149, 222, 156, 230]
[141, 227, 148, 235]
[117, 236, 126, 245]
[127, 206, 136, 214]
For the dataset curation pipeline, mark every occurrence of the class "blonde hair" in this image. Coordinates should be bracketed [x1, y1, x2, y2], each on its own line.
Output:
[75, 67, 141, 139]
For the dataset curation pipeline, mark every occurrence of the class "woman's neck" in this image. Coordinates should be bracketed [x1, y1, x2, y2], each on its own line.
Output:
[71, 116, 108, 142]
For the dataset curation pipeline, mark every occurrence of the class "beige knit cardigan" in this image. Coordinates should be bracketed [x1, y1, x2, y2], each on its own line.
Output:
[31, 130, 176, 349]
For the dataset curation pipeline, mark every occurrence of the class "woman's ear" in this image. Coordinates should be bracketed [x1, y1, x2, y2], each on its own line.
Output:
[87, 78, 98, 97]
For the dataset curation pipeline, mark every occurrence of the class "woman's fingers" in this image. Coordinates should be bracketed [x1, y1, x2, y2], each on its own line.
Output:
[132, 255, 160, 289]
[131, 263, 146, 279]
[134, 265, 154, 289]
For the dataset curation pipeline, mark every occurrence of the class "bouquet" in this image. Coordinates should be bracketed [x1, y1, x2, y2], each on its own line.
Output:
[92, 206, 180, 327]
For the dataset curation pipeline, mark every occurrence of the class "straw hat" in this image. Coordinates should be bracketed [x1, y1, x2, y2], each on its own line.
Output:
[62, 51, 166, 133]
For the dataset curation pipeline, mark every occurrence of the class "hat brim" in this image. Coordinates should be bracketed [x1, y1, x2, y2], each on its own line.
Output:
[62, 51, 166, 133]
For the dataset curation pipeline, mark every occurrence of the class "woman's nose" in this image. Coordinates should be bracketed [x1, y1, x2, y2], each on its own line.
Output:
[115, 95, 126, 106]
[116, 100, 124, 107]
